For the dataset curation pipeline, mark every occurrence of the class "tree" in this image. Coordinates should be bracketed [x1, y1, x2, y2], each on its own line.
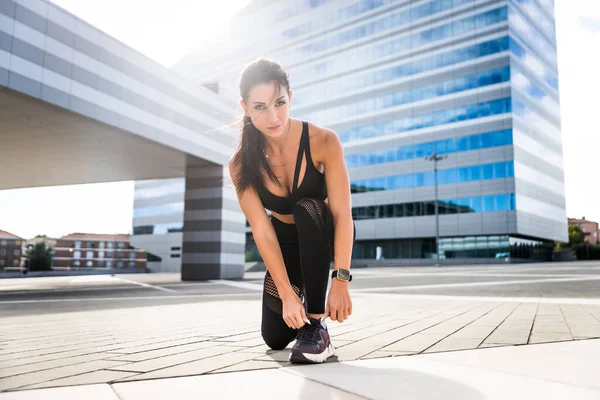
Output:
[25, 242, 53, 271]
[568, 225, 585, 246]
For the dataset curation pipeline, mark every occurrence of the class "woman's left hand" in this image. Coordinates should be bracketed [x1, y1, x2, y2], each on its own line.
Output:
[324, 280, 352, 323]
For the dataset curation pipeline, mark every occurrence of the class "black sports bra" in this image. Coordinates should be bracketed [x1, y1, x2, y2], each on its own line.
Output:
[255, 121, 327, 215]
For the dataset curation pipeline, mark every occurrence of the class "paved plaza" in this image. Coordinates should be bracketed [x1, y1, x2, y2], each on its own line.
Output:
[0, 263, 599, 398]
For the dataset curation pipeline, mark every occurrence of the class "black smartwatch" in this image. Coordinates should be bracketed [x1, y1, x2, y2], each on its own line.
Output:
[332, 269, 352, 282]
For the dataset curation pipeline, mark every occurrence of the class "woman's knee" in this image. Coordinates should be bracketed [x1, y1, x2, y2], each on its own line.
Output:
[261, 329, 292, 350]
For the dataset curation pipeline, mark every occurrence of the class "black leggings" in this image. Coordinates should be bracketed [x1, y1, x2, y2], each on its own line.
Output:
[261, 198, 356, 350]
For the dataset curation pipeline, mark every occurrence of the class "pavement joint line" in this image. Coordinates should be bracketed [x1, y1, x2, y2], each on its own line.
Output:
[355, 293, 600, 305]
[558, 304, 576, 341]
[0, 292, 262, 304]
[479, 302, 521, 345]
[207, 279, 263, 291]
[526, 302, 540, 344]
[351, 275, 600, 292]
[111, 277, 178, 293]
[364, 302, 485, 351]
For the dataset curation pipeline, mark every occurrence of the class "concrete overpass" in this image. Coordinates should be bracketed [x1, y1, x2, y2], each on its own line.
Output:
[0, 0, 245, 280]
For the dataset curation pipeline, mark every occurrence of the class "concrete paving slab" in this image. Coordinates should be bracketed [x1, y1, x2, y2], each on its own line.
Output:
[112, 368, 366, 400]
[113, 350, 256, 382]
[419, 338, 600, 391]
[283, 350, 600, 399]
[0, 384, 118, 399]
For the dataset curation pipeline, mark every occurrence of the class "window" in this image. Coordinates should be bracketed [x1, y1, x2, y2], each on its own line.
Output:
[13, 249, 20, 257]
[13, 259, 19, 266]
[99, 242, 105, 249]
[86, 260, 93, 267]
[74, 241, 81, 249]
[0, 249, 6, 257]
[73, 260, 81, 267]
[0, 260, 4, 266]
[99, 251, 104, 259]
[117, 261, 124, 268]
[171, 254, 181, 258]
[73, 251, 81, 259]
[86, 251, 93, 259]
[129, 261, 136, 268]
[129, 252, 136, 259]
[106, 261, 113, 268]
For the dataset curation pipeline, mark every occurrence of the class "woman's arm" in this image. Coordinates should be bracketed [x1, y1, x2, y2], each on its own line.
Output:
[228, 159, 307, 328]
[320, 129, 354, 322]
[322, 130, 354, 276]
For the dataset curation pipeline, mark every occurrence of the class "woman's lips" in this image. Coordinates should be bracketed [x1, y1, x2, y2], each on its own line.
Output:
[267, 125, 281, 131]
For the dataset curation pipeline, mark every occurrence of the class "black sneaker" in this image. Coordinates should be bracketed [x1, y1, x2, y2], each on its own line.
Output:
[289, 317, 335, 363]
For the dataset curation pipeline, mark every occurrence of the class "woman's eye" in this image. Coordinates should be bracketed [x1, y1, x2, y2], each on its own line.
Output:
[255, 106, 265, 110]
[276, 101, 286, 107]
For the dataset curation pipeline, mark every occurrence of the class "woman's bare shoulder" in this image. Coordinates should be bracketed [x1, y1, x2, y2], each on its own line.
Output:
[305, 121, 337, 144]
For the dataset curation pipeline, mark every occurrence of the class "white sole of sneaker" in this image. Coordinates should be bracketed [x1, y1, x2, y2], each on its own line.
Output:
[290, 342, 336, 363]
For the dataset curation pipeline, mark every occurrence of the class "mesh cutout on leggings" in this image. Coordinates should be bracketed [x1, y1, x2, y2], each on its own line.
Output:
[296, 198, 327, 233]
[263, 272, 302, 315]
[295, 198, 334, 261]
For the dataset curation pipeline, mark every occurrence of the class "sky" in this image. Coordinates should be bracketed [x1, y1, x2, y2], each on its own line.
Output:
[0, 0, 598, 239]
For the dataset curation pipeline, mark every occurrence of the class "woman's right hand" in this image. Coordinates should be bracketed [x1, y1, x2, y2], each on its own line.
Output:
[281, 292, 309, 329]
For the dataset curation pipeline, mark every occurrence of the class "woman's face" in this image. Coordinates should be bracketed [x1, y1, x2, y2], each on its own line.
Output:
[241, 82, 292, 138]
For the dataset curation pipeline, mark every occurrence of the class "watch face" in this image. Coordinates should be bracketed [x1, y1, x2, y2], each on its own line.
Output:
[337, 269, 350, 280]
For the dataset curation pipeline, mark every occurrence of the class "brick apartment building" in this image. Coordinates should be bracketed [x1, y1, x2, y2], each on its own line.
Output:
[52, 233, 147, 270]
[568, 217, 599, 245]
[0, 230, 23, 271]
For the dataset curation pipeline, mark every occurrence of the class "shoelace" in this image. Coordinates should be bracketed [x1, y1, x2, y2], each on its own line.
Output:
[297, 322, 321, 342]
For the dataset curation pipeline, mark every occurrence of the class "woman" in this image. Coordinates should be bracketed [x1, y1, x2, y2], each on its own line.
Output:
[228, 58, 356, 364]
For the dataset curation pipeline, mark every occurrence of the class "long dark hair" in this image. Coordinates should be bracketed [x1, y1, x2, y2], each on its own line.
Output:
[230, 58, 290, 194]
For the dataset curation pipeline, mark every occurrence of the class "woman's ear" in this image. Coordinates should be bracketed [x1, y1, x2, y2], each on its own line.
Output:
[288, 90, 293, 107]
[240, 100, 249, 117]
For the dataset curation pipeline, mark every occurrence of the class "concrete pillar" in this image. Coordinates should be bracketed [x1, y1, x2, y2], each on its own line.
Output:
[181, 156, 245, 280]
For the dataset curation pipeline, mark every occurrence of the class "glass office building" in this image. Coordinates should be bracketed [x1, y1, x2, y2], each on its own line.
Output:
[172, 0, 566, 263]
[131, 178, 186, 272]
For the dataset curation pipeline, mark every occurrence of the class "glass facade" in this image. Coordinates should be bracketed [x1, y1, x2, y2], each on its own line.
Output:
[339, 98, 512, 142]
[289, 6, 508, 84]
[177, 0, 565, 263]
[346, 129, 512, 168]
[302, 66, 511, 123]
[295, 35, 511, 106]
[132, 179, 186, 236]
[351, 161, 514, 192]
[352, 193, 516, 220]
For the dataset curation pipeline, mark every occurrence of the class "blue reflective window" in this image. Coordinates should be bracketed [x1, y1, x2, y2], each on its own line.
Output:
[494, 162, 507, 179]
[468, 135, 481, 150]
[447, 169, 457, 184]
[470, 166, 481, 181]
[482, 165, 494, 180]
[481, 133, 493, 148]
[496, 194, 508, 211]
[437, 169, 447, 185]
[458, 167, 469, 183]
[416, 173, 425, 187]
[483, 196, 495, 212]
[471, 197, 482, 212]
[507, 161, 515, 177]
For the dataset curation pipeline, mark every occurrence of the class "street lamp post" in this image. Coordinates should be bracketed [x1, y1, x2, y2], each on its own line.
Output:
[425, 152, 447, 266]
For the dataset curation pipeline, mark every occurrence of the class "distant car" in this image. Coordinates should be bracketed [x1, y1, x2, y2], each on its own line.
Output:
[495, 252, 510, 259]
